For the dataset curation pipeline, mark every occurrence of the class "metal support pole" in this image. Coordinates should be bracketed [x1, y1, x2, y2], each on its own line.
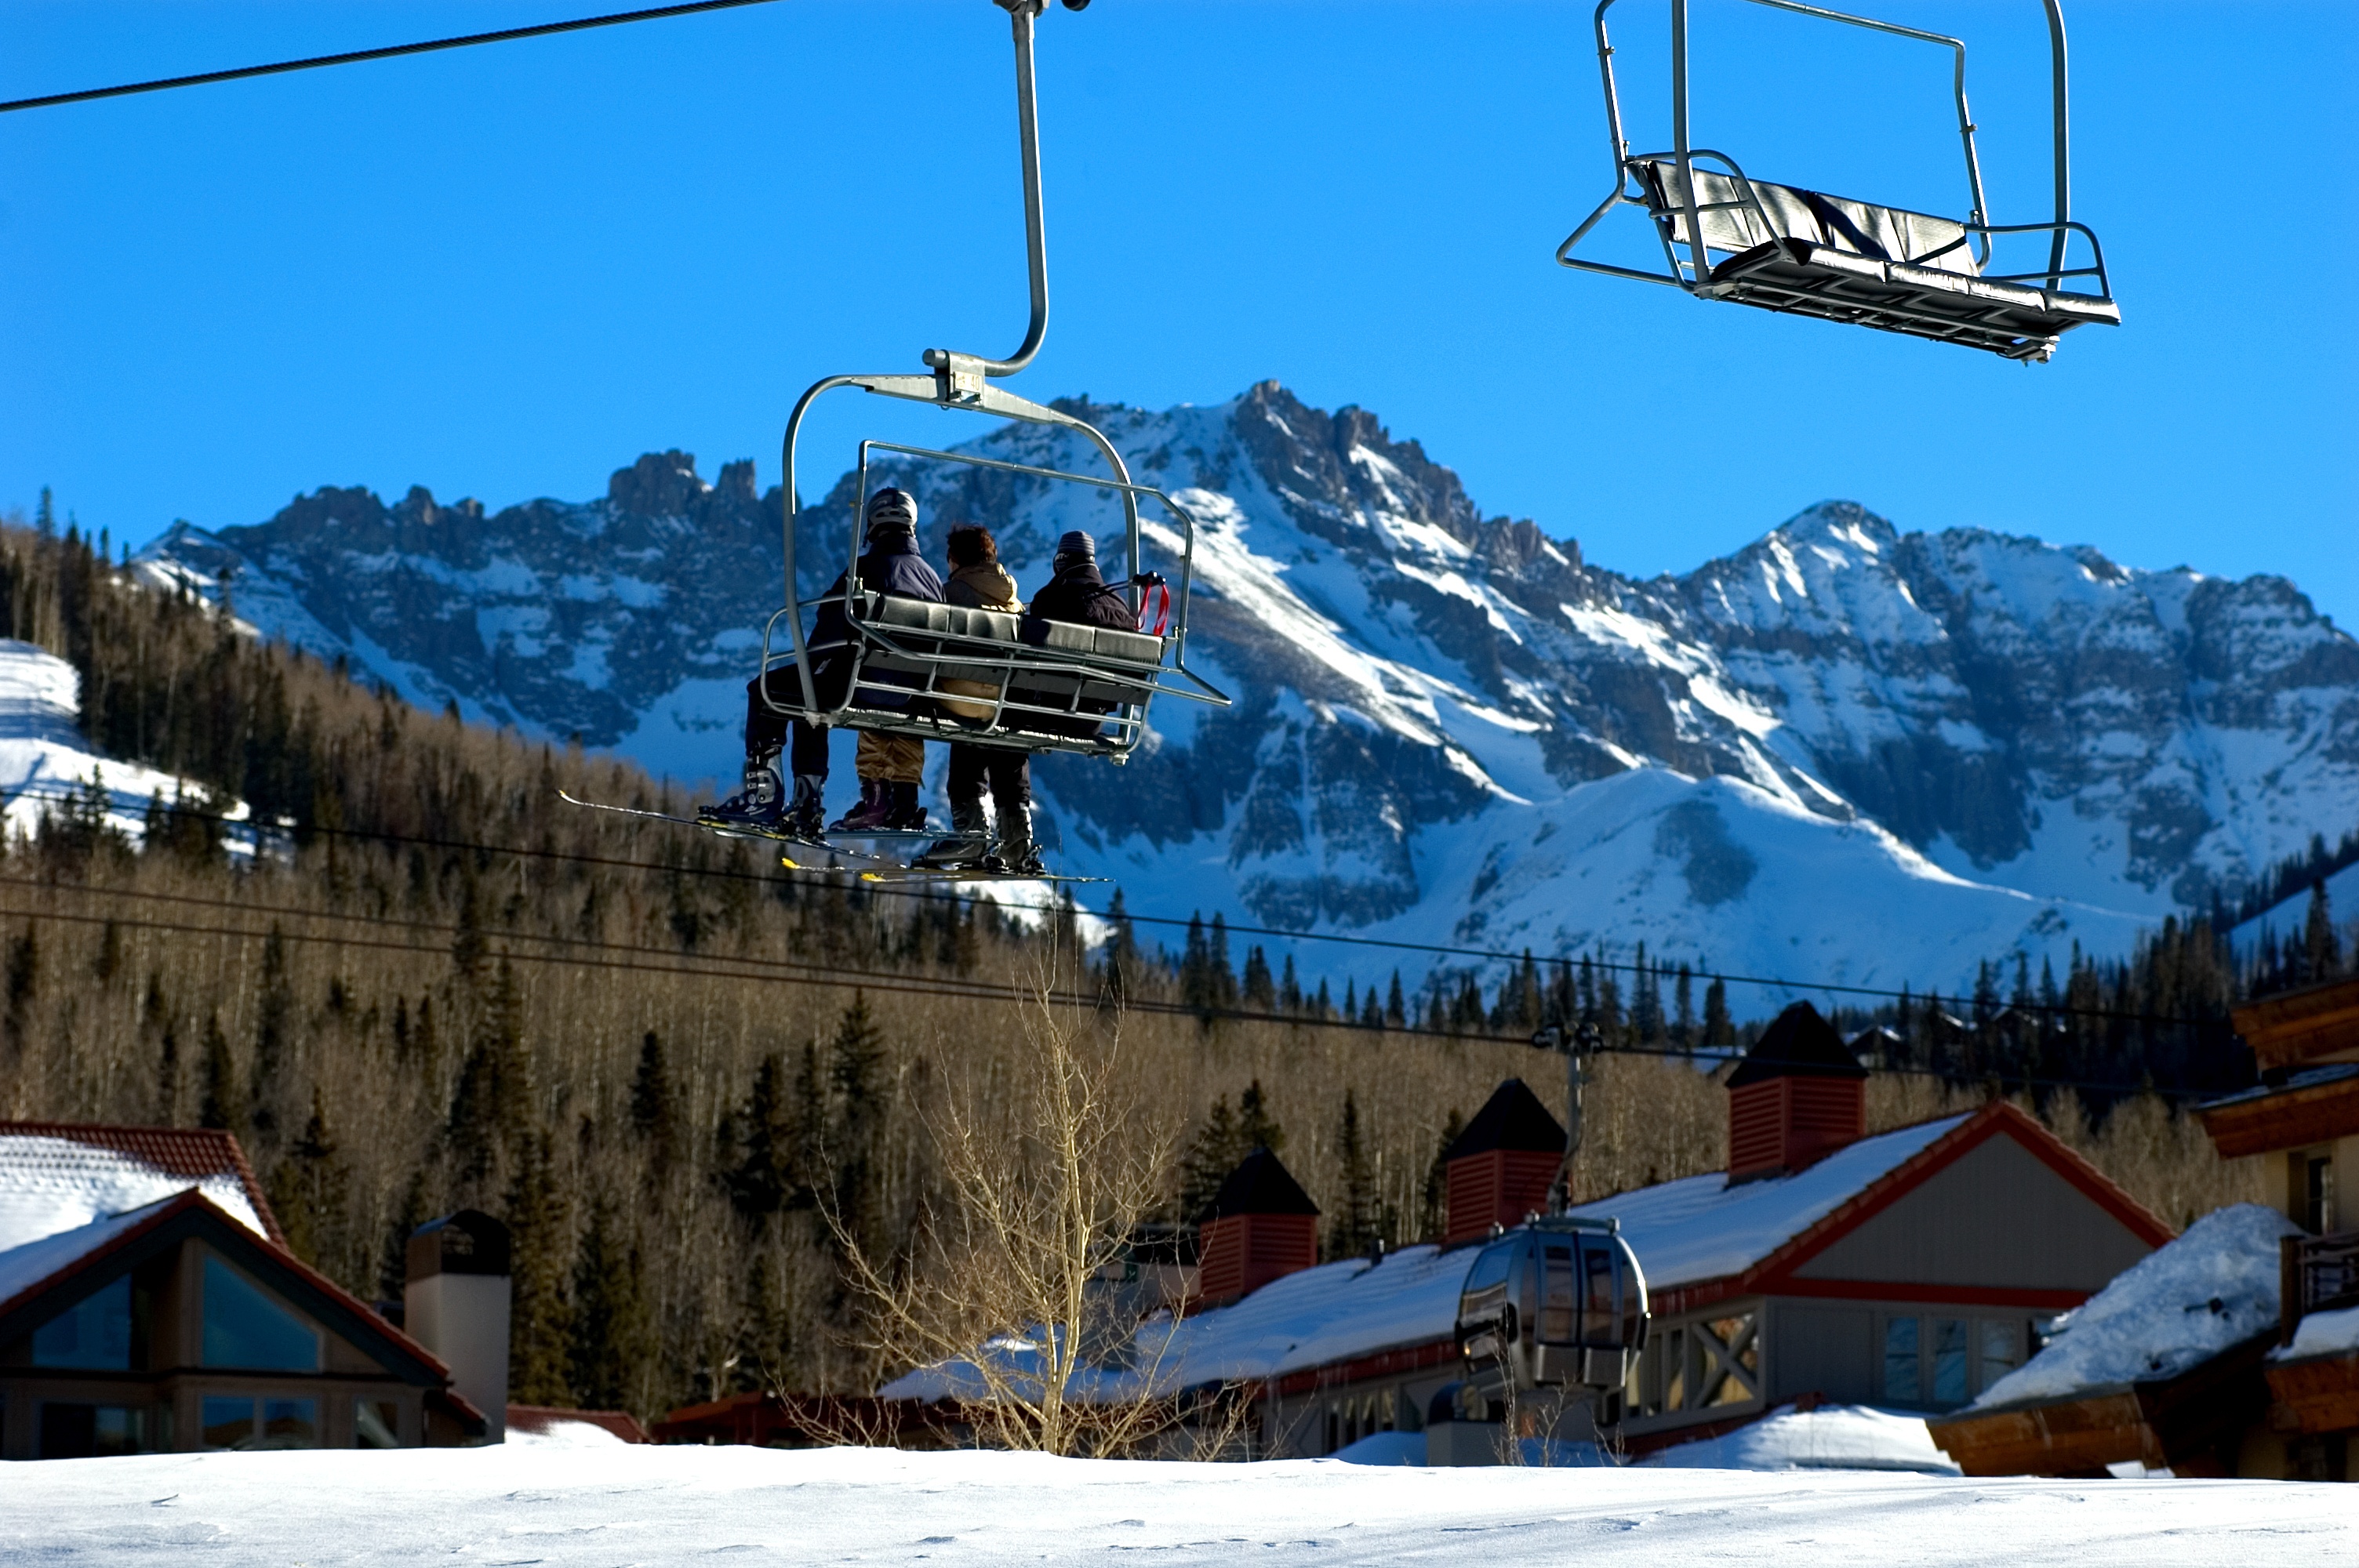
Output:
[1669, 0, 1710, 289]
[927, 1, 1049, 382]
[2041, 0, 2070, 291]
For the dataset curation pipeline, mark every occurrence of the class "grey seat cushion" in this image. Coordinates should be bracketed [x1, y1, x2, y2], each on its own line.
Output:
[1636, 158, 1976, 276]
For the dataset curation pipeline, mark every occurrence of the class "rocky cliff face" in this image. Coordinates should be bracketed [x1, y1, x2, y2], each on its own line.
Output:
[141, 383, 2359, 995]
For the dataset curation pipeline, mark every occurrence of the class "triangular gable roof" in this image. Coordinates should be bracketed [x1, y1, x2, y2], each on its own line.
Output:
[1443, 1079, 1565, 1160]
[1726, 1002, 1868, 1087]
[1575, 1102, 2175, 1313]
[1202, 1147, 1318, 1221]
[0, 1188, 459, 1397]
[0, 1122, 281, 1247]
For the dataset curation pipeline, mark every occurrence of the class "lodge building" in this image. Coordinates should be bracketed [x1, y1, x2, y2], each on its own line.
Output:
[0, 1123, 485, 1459]
[1024, 1003, 2175, 1461]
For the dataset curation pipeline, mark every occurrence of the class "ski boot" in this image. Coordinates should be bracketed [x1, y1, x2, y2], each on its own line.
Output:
[830, 779, 893, 833]
[883, 780, 929, 833]
[783, 774, 828, 842]
[914, 799, 990, 871]
[989, 800, 1045, 877]
[698, 752, 786, 836]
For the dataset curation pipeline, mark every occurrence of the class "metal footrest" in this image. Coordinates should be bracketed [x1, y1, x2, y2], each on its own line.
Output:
[1707, 238, 2120, 362]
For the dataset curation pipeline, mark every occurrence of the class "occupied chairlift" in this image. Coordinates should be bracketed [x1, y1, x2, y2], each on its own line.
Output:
[761, 0, 1229, 766]
[1558, 0, 2119, 361]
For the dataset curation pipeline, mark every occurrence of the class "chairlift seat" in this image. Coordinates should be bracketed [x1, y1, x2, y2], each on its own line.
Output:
[1633, 158, 2117, 361]
[769, 590, 1172, 755]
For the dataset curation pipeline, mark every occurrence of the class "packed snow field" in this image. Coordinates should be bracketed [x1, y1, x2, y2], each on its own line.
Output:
[5, 1439, 2349, 1566]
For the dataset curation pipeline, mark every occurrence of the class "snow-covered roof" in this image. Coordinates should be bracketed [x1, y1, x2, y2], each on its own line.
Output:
[1971, 1203, 2298, 1409]
[878, 1242, 1478, 1404]
[0, 1196, 178, 1312]
[2280, 1302, 2359, 1363]
[1565, 1116, 1966, 1290]
[0, 1128, 272, 1254]
[1152, 1242, 1474, 1387]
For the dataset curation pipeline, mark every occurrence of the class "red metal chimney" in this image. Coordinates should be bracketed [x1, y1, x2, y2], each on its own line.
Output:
[1441, 1080, 1567, 1245]
[1194, 1147, 1320, 1306]
[1725, 1002, 1868, 1183]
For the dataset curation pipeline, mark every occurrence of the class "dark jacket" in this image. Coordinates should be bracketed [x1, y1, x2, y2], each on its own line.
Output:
[1027, 562, 1132, 630]
[809, 535, 945, 651]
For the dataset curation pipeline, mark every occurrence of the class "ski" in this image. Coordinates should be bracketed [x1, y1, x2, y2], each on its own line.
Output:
[557, 788, 809, 845]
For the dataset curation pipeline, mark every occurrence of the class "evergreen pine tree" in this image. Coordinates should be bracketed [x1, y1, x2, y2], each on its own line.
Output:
[827, 994, 889, 1257]
[2306, 880, 2341, 982]
[1241, 946, 1275, 1009]
[1279, 954, 1301, 1013]
[198, 1011, 243, 1138]
[569, 1200, 653, 1414]
[1386, 970, 1407, 1029]
[1703, 977, 1733, 1047]
[1209, 914, 1238, 1007]
[1327, 1090, 1379, 1258]
[248, 924, 293, 1140]
[728, 1052, 793, 1218]
[1674, 964, 1695, 1047]
[1419, 1109, 1464, 1239]
[630, 1031, 679, 1178]
[505, 1133, 574, 1406]
[1180, 914, 1212, 1015]
[1237, 1080, 1285, 1153]
[1176, 1094, 1238, 1221]
[267, 1089, 350, 1274]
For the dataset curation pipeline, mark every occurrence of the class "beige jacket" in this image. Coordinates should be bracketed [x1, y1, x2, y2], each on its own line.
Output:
[941, 559, 1021, 718]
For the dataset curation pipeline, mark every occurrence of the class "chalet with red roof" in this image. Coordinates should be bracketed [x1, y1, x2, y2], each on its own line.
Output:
[0, 1122, 485, 1460]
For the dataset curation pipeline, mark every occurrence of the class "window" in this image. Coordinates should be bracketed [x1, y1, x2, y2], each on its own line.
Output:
[1580, 1243, 1617, 1348]
[202, 1255, 319, 1371]
[37, 1403, 153, 1459]
[201, 1395, 318, 1450]
[2306, 1154, 2335, 1235]
[31, 1274, 133, 1370]
[1978, 1319, 2023, 1388]
[1883, 1317, 1920, 1406]
[202, 1396, 254, 1449]
[1932, 1319, 1968, 1405]
[1539, 1245, 1575, 1343]
[355, 1399, 402, 1449]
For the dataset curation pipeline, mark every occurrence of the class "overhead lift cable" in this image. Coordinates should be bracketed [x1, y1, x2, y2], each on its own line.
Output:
[0, 0, 783, 116]
[2, 783, 2228, 1030]
[0, 886, 2215, 1101]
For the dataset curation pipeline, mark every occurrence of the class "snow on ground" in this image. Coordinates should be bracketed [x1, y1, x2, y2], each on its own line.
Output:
[1975, 1204, 2299, 1407]
[2, 1443, 2347, 1566]
[1644, 1403, 1959, 1474]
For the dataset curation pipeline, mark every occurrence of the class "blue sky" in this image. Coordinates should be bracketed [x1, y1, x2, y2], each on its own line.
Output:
[2, 1, 2352, 625]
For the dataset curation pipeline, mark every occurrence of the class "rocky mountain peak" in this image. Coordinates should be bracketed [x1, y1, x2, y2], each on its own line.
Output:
[135, 383, 2359, 996]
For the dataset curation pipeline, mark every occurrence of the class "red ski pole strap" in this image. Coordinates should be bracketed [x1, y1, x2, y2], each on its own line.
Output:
[1137, 582, 1170, 637]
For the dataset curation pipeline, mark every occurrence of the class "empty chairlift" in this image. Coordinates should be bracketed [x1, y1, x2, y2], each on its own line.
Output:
[1558, 0, 2119, 361]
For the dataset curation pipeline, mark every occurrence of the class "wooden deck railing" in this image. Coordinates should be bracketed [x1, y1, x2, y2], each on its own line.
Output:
[2282, 1228, 2359, 1345]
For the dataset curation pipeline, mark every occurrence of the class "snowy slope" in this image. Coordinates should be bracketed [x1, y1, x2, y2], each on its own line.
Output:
[136, 386, 2359, 999]
[0, 639, 242, 848]
[2, 1443, 2347, 1566]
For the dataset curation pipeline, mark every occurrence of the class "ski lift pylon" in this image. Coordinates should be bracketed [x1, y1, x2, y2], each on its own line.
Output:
[761, 0, 1229, 763]
[1558, 0, 2119, 362]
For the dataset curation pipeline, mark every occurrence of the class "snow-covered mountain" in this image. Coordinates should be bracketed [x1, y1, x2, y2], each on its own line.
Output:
[139, 383, 2359, 998]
